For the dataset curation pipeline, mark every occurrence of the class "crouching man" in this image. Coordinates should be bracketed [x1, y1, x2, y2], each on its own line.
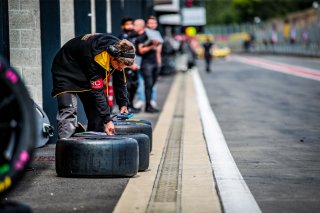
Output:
[51, 33, 135, 138]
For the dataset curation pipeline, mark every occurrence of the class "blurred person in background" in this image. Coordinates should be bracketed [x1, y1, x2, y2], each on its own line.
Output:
[283, 19, 290, 43]
[202, 36, 213, 72]
[118, 17, 141, 113]
[146, 16, 163, 109]
[135, 16, 163, 110]
[134, 19, 161, 113]
[290, 22, 297, 44]
[270, 24, 278, 45]
[302, 27, 309, 45]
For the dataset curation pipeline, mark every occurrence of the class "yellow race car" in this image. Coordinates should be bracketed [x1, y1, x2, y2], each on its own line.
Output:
[196, 44, 231, 59]
[212, 45, 231, 58]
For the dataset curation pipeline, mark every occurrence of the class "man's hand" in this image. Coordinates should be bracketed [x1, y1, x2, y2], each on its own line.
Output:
[120, 106, 129, 114]
[104, 121, 115, 135]
[153, 39, 160, 46]
[129, 63, 140, 70]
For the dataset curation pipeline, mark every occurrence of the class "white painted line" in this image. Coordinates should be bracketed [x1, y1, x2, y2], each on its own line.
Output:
[233, 56, 320, 81]
[192, 68, 262, 213]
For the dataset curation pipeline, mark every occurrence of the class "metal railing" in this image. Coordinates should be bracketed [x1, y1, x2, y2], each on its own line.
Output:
[205, 19, 320, 57]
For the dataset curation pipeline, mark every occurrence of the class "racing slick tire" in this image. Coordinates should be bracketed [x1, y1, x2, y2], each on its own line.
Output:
[125, 119, 152, 126]
[114, 121, 153, 152]
[55, 137, 139, 177]
[74, 132, 150, 171]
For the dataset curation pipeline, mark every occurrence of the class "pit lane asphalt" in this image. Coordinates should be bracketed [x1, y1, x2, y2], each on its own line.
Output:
[198, 55, 320, 213]
[6, 67, 224, 213]
[5, 74, 174, 213]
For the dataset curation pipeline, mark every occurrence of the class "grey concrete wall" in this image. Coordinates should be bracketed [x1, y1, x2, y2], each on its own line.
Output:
[8, 0, 43, 106]
[6, 0, 120, 106]
[60, 0, 75, 46]
[60, 0, 100, 45]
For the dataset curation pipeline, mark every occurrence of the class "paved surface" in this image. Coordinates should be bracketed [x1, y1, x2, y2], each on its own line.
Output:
[7, 56, 320, 213]
[199, 55, 320, 213]
[7, 53, 319, 213]
[114, 72, 221, 213]
[5, 74, 174, 213]
[5, 71, 221, 213]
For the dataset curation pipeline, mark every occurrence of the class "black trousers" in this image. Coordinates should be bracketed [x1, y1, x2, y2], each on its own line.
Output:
[141, 63, 158, 105]
[205, 54, 212, 71]
[56, 92, 105, 138]
[125, 69, 139, 107]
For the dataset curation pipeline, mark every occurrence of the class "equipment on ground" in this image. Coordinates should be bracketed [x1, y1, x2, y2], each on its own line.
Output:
[74, 132, 150, 171]
[114, 120, 153, 152]
[33, 101, 54, 148]
[55, 137, 139, 177]
[116, 113, 134, 120]
[125, 119, 152, 126]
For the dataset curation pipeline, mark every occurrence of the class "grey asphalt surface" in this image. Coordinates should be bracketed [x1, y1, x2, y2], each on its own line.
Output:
[257, 54, 320, 71]
[6, 54, 320, 213]
[198, 55, 320, 213]
[5, 74, 174, 213]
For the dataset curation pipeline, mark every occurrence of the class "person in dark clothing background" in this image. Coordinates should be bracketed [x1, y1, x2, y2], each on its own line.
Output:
[118, 17, 140, 113]
[134, 19, 160, 113]
[202, 37, 213, 72]
[51, 33, 135, 138]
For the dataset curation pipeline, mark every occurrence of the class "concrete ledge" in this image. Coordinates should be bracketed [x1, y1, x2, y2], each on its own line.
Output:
[181, 72, 221, 213]
[113, 73, 182, 213]
[113, 72, 222, 212]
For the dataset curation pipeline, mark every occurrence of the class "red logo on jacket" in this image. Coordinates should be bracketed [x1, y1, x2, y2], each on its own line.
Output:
[90, 78, 103, 89]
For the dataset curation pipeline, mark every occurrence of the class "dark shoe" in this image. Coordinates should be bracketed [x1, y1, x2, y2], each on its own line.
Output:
[75, 122, 86, 133]
[145, 105, 159, 113]
[128, 106, 141, 113]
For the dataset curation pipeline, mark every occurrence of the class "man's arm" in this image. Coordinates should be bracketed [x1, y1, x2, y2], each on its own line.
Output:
[156, 43, 162, 66]
[86, 57, 112, 124]
[112, 69, 129, 109]
[137, 40, 160, 55]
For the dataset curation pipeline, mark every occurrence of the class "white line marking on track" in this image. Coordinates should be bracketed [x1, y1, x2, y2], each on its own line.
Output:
[233, 56, 320, 81]
[192, 68, 262, 213]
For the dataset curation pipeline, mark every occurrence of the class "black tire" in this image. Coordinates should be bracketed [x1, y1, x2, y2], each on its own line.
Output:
[114, 121, 153, 152]
[125, 119, 152, 127]
[0, 58, 36, 197]
[55, 137, 139, 177]
[74, 132, 150, 171]
[0, 201, 32, 213]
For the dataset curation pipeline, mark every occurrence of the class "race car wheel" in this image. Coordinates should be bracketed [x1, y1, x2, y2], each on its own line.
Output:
[0, 58, 36, 197]
[55, 137, 139, 177]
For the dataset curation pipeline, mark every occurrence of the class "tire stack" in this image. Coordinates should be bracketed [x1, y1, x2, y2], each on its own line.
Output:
[55, 119, 152, 178]
[114, 120, 153, 151]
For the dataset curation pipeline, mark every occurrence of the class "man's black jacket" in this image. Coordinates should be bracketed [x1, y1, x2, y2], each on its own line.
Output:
[51, 33, 128, 123]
